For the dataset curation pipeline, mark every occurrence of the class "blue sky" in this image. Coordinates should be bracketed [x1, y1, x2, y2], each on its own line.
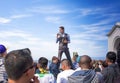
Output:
[0, 0, 120, 60]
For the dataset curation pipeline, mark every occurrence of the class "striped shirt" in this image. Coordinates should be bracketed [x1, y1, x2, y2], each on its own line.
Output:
[0, 57, 7, 83]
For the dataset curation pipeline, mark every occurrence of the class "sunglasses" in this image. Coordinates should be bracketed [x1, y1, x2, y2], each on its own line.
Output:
[23, 63, 36, 73]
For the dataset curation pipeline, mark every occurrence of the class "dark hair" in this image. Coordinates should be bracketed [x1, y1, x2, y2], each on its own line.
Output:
[59, 26, 64, 30]
[38, 57, 48, 69]
[5, 48, 33, 80]
[79, 55, 92, 67]
[61, 59, 71, 67]
[102, 60, 108, 67]
[52, 56, 59, 61]
[106, 51, 116, 63]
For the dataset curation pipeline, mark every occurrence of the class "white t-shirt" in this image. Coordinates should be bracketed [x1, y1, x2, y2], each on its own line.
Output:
[35, 73, 54, 83]
[75, 67, 81, 71]
[57, 69, 74, 83]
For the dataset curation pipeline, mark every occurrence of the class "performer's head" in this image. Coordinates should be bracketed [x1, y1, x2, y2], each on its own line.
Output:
[59, 26, 64, 34]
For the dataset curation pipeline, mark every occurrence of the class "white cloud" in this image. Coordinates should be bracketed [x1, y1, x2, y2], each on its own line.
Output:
[78, 9, 93, 16]
[0, 14, 32, 24]
[10, 14, 32, 19]
[27, 6, 69, 14]
[45, 16, 61, 24]
[69, 18, 112, 41]
[73, 7, 120, 20]
[72, 8, 102, 17]
[72, 33, 107, 41]
[0, 17, 11, 24]
[0, 28, 107, 60]
[69, 37, 106, 58]
[0, 30, 29, 38]
[0, 30, 58, 60]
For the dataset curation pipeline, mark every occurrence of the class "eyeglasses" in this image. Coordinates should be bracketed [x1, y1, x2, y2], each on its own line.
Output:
[23, 63, 36, 73]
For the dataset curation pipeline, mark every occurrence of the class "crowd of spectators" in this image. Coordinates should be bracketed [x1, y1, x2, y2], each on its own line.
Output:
[0, 44, 120, 83]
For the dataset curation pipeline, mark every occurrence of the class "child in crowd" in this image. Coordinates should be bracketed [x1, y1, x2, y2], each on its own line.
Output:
[49, 56, 60, 79]
[35, 57, 54, 83]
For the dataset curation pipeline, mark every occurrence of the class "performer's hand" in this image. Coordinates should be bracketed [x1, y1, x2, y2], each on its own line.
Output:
[57, 34, 60, 38]
[63, 40, 68, 44]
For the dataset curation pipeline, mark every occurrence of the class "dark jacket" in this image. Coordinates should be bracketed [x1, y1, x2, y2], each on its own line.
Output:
[49, 62, 60, 79]
[102, 64, 120, 83]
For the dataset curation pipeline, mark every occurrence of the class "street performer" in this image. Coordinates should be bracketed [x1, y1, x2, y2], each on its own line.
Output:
[56, 26, 74, 69]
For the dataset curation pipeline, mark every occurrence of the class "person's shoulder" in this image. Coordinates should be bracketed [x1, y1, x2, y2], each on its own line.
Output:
[69, 69, 75, 72]
[37, 73, 54, 83]
[75, 67, 81, 71]
[65, 33, 69, 35]
[64, 69, 74, 72]
[35, 73, 54, 79]
[95, 72, 104, 82]
[91, 72, 103, 83]
[71, 70, 83, 76]
[96, 72, 103, 77]
[64, 33, 68, 34]
[102, 67, 108, 72]
[63, 69, 75, 75]
[58, 70, 67, 77]
[58, 71, 64, 76]
[44, 73, 54, 77]
[49, 62, 54, 66]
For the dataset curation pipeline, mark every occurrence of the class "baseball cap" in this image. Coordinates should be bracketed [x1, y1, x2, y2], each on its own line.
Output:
[0, 44, 6, 54]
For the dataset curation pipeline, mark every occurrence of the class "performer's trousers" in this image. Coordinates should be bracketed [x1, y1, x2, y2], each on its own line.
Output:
[58, 49, 74, 69]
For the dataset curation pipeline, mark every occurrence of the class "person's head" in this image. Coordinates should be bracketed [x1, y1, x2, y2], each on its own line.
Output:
[38, 57, 48, 69]
[52, 56, 59, 64]
[102, 60, 108, 68]
[5, 48, 35, 83]
[0, 44, 7, 57]
[106, 51, 116, 65]
[61, 59, 71, 70]
[59, 26, 64, 34]
[79, 55, 92, 69]
[98, 60, 103, 65]
[95, 62, 99, 68]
